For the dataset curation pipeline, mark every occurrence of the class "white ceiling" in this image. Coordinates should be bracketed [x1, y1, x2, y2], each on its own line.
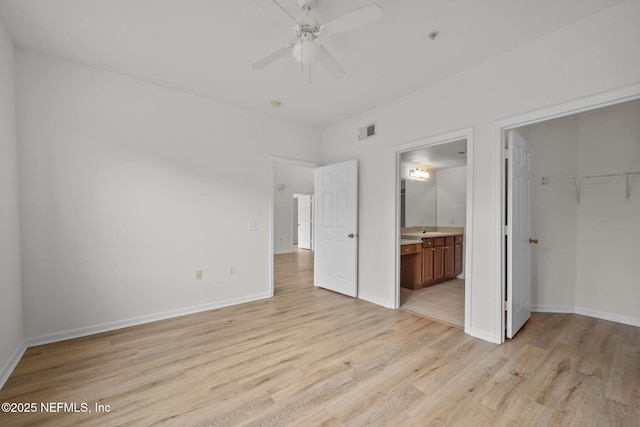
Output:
[401, 138, 467, 170]
[0, 0, 623, 128]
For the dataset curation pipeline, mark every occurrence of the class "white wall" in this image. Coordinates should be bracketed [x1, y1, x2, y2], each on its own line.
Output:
[17, 51, 322, 340]
[0, 17, 23, 384]
[273, 163, 314, 254]
[436, 167, 466, 228]
[321, 1, 640, 341]
[524, 117, 580, 308]
[574, 102, 640, 321]
[526, 101, 640, 323]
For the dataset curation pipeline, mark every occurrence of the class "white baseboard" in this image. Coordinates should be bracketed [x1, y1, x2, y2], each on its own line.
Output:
[533, 304, 640, 328]
[25, 292, 271, 348]
[358, 292, 394, 309]
[574, 306, 640, 328]
[0, 341, 27, 390]
[466, 327, 501, 344]
[531, 304, 575, 313]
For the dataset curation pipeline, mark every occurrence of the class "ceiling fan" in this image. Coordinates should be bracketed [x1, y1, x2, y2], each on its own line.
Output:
[252, 0, 383, 78]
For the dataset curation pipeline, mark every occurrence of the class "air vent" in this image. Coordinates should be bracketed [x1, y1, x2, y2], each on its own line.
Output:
[357, 122, 377, 141]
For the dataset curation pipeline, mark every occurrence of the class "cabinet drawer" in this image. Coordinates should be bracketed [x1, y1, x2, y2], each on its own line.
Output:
[422, 238, 434, 248]
[434, 237, 445, 247]
[401, 243, 421, 255]
[444, 236, 455, 245]
[455, 235, 463, 244]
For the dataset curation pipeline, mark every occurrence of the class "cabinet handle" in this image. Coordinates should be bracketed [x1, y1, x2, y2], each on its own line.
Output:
[529, 238, 539, 244]
[348, 233, 355, 238]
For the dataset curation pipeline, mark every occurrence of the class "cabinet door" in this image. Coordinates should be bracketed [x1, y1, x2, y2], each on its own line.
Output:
[454, 243, 463, 276]
[444, 244, 455, 278]
[433, 246, 445, 281]
[422, 248, 434, 284]
[401, 244, 422, 289]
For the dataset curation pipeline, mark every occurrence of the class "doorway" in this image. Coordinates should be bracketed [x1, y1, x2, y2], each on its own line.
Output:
[294, 194, 312, 250]
[395, 128, 474, 331]
[270, 157, 316, 296]
[497, 86, 640, 342]
[271, 157, 361, 298]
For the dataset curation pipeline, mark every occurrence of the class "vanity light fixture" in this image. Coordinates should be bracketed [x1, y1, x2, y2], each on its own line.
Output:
[409, 168, 430, 179]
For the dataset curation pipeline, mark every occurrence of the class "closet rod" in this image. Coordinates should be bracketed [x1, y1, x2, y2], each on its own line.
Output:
[541, 171, 640, 203]
[559, 171, 640, 181]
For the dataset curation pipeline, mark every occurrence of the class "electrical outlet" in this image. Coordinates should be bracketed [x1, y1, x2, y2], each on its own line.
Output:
[248, 221, 257, 232]
[195, 270, 203, 280]
[228, 266, 235, 276]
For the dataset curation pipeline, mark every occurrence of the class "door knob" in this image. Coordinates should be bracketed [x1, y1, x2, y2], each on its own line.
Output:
[348, 233, 355, 238]
[529, 238, 539, 244]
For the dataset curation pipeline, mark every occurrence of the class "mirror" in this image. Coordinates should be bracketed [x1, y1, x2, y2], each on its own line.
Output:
[400, 173, 437, 227]
[400, 139, 467, 228]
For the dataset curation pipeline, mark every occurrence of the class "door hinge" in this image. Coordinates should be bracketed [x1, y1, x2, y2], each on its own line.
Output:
[503, 300, 511, 312]
[504, 225, 511, 236]
[504, 147, 510, 159]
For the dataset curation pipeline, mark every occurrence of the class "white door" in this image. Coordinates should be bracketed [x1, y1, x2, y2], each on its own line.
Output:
[506, 130, 532, 338]
[314, 160, 358, 297]
[298, 194, 312, 250]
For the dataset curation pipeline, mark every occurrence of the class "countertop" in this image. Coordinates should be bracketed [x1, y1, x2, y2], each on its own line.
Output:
[401, 231, 462, 240]
[400, 239, 422, 246]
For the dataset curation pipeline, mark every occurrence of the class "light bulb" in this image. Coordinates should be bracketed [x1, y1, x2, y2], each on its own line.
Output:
[292, 40, 321, 65]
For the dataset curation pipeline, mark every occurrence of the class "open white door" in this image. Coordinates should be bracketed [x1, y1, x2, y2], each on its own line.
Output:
[506, 130, 532, 339]
[297, 194, 312, 250]
[314, 160, 358, 297]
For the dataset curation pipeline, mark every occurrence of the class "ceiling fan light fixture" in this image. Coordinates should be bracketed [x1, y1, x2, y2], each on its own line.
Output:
[292, 39, 321, 64]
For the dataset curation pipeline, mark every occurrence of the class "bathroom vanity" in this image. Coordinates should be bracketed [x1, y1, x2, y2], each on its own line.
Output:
[400, 230, 463, 290]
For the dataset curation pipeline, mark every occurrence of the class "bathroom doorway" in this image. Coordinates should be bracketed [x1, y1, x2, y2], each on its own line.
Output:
[395, 129, 473, 330]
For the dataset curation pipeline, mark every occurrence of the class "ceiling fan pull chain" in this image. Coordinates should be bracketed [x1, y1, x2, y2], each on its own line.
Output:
[300, 39, 304, 72]
[309, 64, 312, 85]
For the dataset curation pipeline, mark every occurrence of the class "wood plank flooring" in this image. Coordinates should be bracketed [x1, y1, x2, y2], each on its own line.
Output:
[1, 248, 639, 426]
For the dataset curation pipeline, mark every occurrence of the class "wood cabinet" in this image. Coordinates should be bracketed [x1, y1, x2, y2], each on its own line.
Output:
[400, 243, 422, 289]
[454, 235, 463, 276]
[421, 238, 434, 284]
[401, 234, 464, 290]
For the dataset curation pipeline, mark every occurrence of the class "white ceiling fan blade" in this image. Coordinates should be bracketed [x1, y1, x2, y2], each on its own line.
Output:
[252, 44, 294, 70]
[251, 0, 299, 26]
[322, 4, 382, 36]
[317, 46, 345, 78]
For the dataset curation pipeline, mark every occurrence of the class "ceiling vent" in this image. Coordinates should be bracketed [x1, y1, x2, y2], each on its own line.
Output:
[357, 122, 377, 141]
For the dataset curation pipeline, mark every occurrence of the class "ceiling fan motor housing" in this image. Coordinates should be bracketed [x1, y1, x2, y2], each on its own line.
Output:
[295, 17, 320, 41]
[293, 12, 321, 64]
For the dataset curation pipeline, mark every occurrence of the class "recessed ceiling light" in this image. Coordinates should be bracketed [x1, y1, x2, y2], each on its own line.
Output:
[270, 100, 282, 108]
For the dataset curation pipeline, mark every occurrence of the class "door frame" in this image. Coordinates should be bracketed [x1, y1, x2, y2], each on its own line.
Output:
[494, 83, 640, 343]
[394, 127, 474, 333]
[295, 193, 313, 250]
[269, 156, 317, 297]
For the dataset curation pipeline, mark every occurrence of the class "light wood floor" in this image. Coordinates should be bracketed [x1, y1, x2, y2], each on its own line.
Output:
[400, 279, 465, 328]
[1, 249, 639, 426]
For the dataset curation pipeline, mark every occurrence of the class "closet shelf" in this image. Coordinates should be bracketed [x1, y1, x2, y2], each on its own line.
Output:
[541, 171, 640, 204]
